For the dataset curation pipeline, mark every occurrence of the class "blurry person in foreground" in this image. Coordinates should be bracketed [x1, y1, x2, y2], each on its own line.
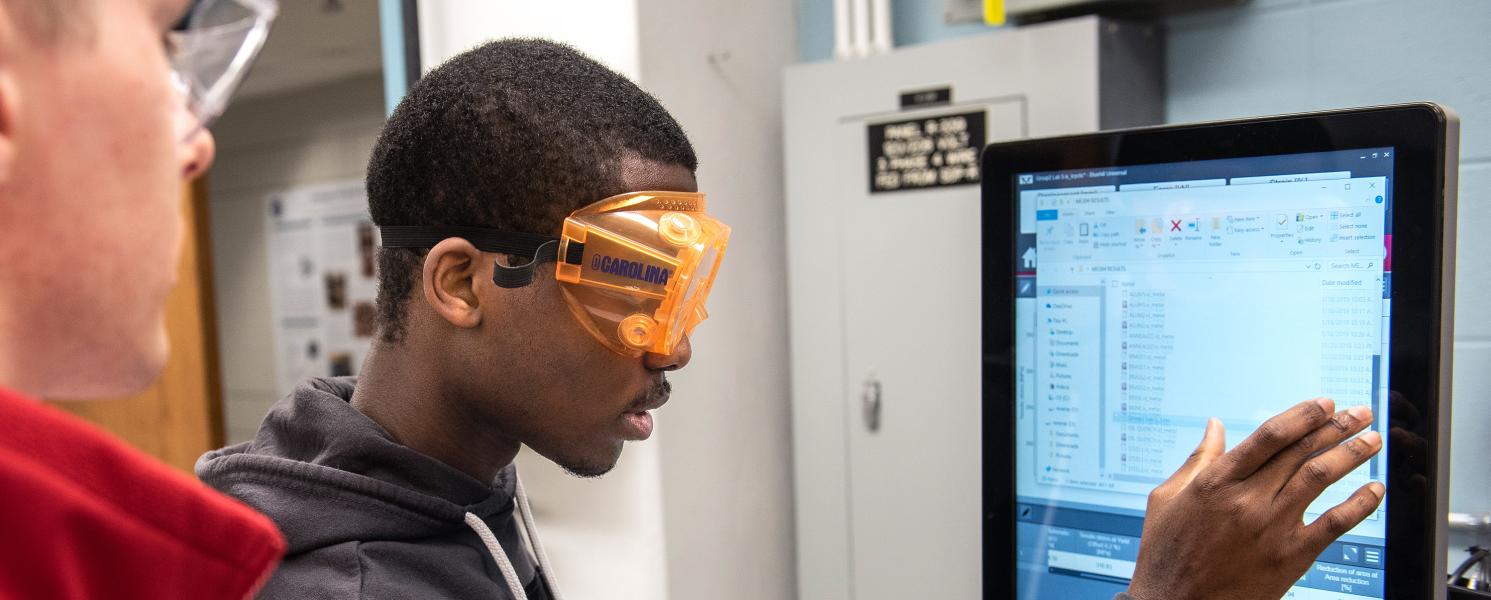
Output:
[0, 0, 284, 597]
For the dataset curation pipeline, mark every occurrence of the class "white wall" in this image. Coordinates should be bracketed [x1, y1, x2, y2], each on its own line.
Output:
[636, 0, 799, 597]
[208, 75, 387, 444]
[417, 0, 640, 79]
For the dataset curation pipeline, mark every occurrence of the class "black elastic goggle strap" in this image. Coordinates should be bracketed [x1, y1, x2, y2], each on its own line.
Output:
[492, 239, 559, 288]
[378, 225, 567, 289]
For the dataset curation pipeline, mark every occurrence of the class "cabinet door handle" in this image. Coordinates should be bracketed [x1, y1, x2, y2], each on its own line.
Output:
[862, 377, 882, 433]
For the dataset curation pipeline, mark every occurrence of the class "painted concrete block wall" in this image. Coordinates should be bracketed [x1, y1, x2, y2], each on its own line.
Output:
[207, 75, 388, 445]
[796, 0, 994, 62]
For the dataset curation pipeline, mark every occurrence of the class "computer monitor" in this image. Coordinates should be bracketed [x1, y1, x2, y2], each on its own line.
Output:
[982, 104, 1458, 599]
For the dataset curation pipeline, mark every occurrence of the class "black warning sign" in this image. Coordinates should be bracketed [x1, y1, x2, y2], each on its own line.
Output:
[868, 110, 985, 194]
[900, 86, 951, 109]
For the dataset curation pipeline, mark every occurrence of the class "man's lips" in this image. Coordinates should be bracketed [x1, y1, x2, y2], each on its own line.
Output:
[621, 411, 654, 440]
[619, 378, 670, 441]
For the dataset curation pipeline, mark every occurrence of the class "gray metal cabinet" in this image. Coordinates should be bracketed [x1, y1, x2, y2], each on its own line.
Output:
[783, 16, 1162, 599]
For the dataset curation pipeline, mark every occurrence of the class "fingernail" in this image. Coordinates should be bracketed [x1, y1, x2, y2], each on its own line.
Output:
[1315, 397, 1335, 412]
[1361, 431, 1382, 447]
[1369, 482, 1386, 499]
[1348, 405, 1372, 421]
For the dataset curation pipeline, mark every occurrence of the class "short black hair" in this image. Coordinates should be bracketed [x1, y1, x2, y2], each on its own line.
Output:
[367, 38, 697, 342]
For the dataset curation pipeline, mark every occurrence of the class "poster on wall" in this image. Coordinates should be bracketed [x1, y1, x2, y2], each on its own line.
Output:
[264, 180, 379, 396]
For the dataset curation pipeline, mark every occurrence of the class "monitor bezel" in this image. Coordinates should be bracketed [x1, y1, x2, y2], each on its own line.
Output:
[981, 103, 1458, 599]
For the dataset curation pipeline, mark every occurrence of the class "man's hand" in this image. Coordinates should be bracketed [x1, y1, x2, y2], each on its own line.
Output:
[1125, 398, 1384, 600]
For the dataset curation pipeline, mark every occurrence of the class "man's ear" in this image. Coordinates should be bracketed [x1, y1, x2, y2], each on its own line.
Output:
[0, 6, 16, 186]
[0, 65, 16, 185]
[421, 238, 486, 329]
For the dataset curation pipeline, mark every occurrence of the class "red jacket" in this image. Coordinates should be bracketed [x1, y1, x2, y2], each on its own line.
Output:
[0, 386, 285, 599]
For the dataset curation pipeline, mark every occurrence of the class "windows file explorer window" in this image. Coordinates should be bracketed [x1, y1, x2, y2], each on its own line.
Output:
[1014, 149, 1394, 600]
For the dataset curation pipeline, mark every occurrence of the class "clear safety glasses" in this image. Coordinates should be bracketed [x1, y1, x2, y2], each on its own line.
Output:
[167, 0, 278, 140]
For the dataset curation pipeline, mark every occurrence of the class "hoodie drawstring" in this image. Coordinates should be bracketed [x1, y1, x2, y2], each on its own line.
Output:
[464, 512, 529, 599]
[463, 471, 565, 600]
[513, 473, 565, 600]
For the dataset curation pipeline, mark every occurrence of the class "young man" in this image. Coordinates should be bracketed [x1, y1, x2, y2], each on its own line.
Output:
[0, 0, 284, 598]
[201, 39, 1385, 600]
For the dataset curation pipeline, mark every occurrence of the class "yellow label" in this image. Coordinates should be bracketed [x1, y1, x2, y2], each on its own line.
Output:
[984, 0, 1006, 26]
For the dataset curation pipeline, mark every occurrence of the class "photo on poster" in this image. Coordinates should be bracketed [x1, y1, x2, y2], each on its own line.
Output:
[354, 302, 377, 338]
[328, 352, 354, 378]
[324, 272, 348, 311]
[359, 221, 376, 278]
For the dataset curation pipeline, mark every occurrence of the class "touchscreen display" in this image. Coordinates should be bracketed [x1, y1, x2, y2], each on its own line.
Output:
[1014, 148, 1394, 599]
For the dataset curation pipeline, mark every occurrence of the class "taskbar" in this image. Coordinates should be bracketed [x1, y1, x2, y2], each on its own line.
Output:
[1015, 501, 1385, 598]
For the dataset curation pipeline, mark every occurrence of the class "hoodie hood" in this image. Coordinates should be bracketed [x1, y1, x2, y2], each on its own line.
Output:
[199, 377, 560, 600]
[196, 377, 519, 554]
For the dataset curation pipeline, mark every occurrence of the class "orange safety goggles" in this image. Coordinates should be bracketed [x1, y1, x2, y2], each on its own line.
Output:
[379, 191, 729, 356]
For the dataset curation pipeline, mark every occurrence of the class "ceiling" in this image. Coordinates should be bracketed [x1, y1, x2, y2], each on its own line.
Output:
[235, 0, 384, 100]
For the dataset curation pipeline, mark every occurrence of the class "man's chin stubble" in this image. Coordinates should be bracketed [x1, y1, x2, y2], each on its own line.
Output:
[553, 443, 623, 479]
[558, 459, 617, 479]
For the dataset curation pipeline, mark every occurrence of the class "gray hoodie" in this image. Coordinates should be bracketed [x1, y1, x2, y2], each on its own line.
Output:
[197, 377, 559, 600]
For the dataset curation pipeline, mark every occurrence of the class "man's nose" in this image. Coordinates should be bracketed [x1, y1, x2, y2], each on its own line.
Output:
[644, 335, 693, 372]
